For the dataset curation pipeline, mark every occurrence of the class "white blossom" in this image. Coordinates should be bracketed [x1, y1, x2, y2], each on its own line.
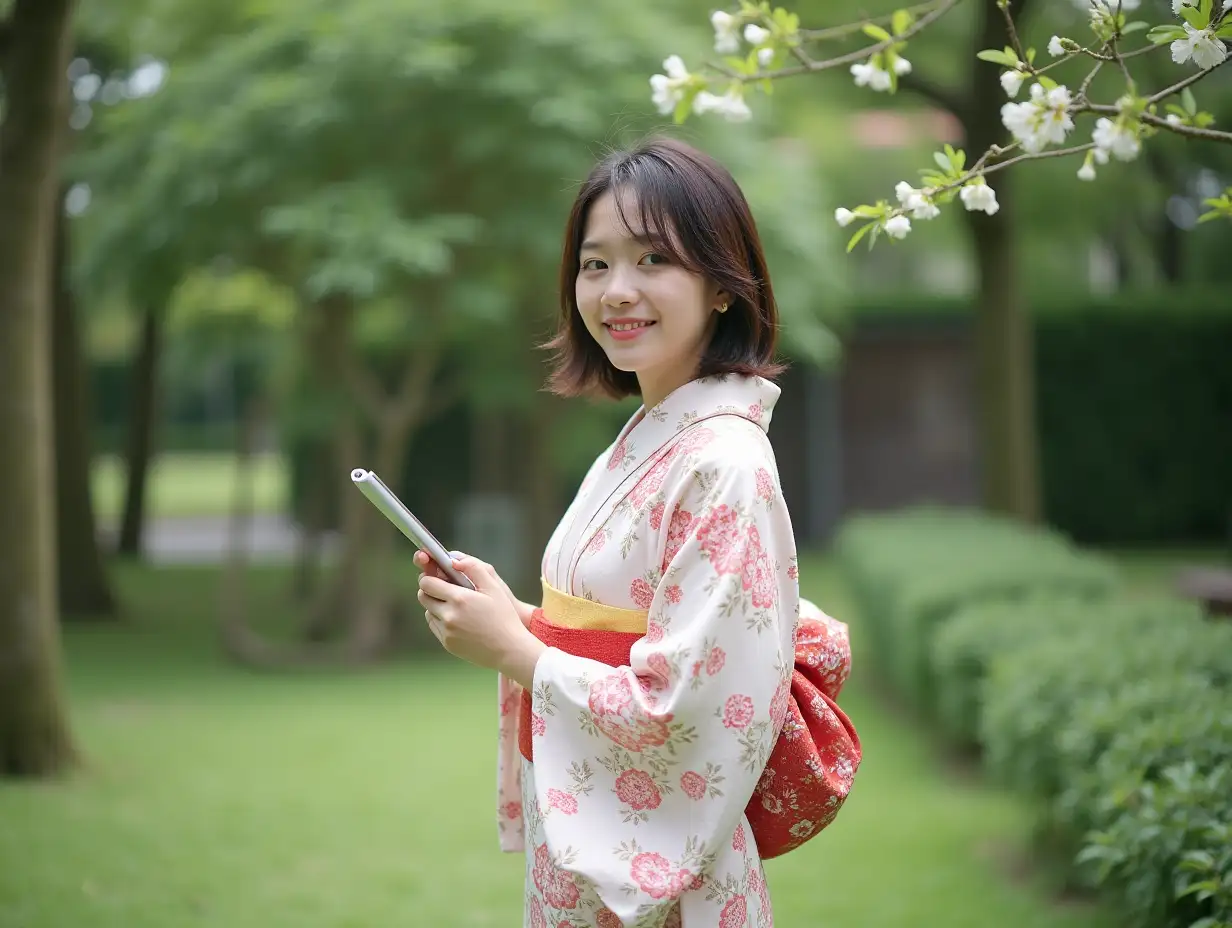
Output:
[1077, 160, 1097, 181]
[959, 181, 1000, 215]
[693, 88, 752, 122]
[850, 61, 893, 92]
[1080, 0, 1140, 16]
[1073, 0, 1139, 11]
[1000, 69, 1025, 98]
[1172, 0, 1192, 13]
[884, 215, 912, 239]
[894, 181, 940, 220]
[1092, 116, 1141, 161]
[711, 11, 742, 54]
[893, 56, 913, 75]
[757, 47, 774, 68]
[1000, 82, 1074, 153]
[650, 55, 692, 115]
[744, 23, 770, 45]
[1166, 113, 1184, 126]
[834, 207, 856, 227]
[1171, 23, 1229, 70]
[1048, 35, 1067, 57]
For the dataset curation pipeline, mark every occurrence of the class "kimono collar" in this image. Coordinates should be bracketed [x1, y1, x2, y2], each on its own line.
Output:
[606, 375, 780, 476]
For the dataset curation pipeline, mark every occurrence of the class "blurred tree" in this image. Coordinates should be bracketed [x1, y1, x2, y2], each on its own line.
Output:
[75, 0, 842, 666]
[0, 0, 79, 776]
[51, 182, 116, 616]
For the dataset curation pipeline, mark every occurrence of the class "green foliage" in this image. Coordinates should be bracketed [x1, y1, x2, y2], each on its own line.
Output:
[840, 505, 1232, 928]
[842, 289, 1232, 545]
[836, 507, 1118, 707]
[982, 607, 1232, 928]
[930, 593, 1110, 749]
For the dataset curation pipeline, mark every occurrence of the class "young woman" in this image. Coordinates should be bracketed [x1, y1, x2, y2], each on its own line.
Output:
[415, 136, 861, 928]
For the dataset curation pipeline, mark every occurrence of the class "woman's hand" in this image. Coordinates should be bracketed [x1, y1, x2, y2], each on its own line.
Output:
[415, 553, 545, 690]
[413, 550, 536, 629]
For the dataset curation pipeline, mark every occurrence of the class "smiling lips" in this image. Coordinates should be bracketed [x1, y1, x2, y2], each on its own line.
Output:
[604, 318, 656, 341]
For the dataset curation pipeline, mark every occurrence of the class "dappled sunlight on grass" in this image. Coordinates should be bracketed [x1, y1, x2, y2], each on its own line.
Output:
[0, 558, 1121, 927]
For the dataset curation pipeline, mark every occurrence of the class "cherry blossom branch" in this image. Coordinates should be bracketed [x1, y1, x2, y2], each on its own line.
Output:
[764, 0, 960, 79]
[798, 0, 953, 42]
[1145, 55, 1229, 103]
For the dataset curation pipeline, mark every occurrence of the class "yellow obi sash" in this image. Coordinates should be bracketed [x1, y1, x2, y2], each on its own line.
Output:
[519, 580, 648, 763]
[538, 579, 649, 633]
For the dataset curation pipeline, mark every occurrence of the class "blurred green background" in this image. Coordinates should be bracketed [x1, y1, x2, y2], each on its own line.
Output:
[2, 0, 1231, 925]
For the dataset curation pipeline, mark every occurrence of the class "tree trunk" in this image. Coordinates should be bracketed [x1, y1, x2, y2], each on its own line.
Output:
[52, 185, 117, 618]
[0, 0, 79, 777]
[116, 305, 162, 557]
[963, 0, 1041, 523]
[220, 298, 442, 668]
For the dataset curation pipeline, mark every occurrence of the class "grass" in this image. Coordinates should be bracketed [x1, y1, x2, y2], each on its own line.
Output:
[0, 555, 1123, 928]
[90, 452, 288, 525]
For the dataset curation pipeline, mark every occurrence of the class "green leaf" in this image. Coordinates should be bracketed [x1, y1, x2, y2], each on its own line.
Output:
[977, 48, 1018, 67]
[1037, 74, 1059, 90]
[1164, 103, 1189, 118]
[862, 23, 893, 42]
[852, 204, 884, 218]
[1182, 86, 1197, 114]
[1025, 47, 1036, 65]
[933, 151, 952, 171]
[1197, 209, 1227, 223]
[845, 222, 874, 252]
[1121, 21, 1149, 33]
[1180, 4, 1207, 28]
[1146, 24, 1187, 42]
[1194, 112, 1216, 127]
[1198, 0, 1213, 23]
[1216, 21, 1232, 37]
[891, 8, 913, 35]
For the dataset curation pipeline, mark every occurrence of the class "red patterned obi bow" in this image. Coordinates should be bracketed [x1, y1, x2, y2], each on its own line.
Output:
[517, 581, 862, 859]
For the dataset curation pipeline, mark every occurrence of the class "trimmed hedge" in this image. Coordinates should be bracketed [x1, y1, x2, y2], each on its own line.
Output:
[837, 507, 1232, 928]
[848, 289, 1232, 546]
[838, 507, 1118, 707]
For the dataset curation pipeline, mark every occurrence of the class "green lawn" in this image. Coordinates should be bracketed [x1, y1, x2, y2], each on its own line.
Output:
[91, 452, 289, 524]
[0, 556, 1121, 928]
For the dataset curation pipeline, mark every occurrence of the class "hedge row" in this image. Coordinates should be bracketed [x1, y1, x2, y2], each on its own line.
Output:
[837, 507, 1232, 928]
[848, 289, 1232, 545]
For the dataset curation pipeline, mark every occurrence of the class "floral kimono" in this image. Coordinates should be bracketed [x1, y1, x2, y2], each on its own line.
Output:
[495, 374, 861, 928]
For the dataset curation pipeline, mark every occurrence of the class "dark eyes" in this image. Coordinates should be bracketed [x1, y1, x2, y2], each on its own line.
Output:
[580, 253, 668, 271]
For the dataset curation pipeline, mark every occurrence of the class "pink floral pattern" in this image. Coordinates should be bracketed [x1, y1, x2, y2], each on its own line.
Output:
[615, 769, 662, 810]
[722, 694, 755, 730]
[680, 770, 707, 800]
[496, 375, 855, 927]
[587, 673, 673, 752]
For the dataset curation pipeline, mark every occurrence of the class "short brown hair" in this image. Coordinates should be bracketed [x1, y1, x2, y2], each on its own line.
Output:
[544, 136, 786, 400]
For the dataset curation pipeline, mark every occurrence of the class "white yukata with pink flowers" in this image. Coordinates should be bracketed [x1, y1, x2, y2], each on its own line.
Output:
[496, 374, 806, 928]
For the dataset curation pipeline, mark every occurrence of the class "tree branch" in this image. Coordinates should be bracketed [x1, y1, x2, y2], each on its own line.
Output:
[0, 16, 12, 75]
[751, 0, 962, 80]
[798, 0, 952, 42]
[1145, 56, 1229, 104]
[1081, 105, 1232, 143]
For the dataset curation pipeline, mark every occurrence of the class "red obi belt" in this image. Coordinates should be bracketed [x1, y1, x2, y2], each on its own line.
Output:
[518, 581, 862, 860]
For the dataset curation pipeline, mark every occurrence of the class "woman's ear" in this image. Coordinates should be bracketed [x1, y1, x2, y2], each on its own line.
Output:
[713, 287, 732, 313]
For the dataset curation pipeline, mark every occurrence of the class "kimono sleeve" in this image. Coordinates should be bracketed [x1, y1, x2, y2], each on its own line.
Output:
[526, 443, 797, 925]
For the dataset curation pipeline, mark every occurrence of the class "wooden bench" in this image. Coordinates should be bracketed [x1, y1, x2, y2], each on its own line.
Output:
[1176, 566, 1232, 618]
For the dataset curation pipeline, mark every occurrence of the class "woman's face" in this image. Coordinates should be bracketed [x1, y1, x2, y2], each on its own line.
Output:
[574, 188, 726, 405]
